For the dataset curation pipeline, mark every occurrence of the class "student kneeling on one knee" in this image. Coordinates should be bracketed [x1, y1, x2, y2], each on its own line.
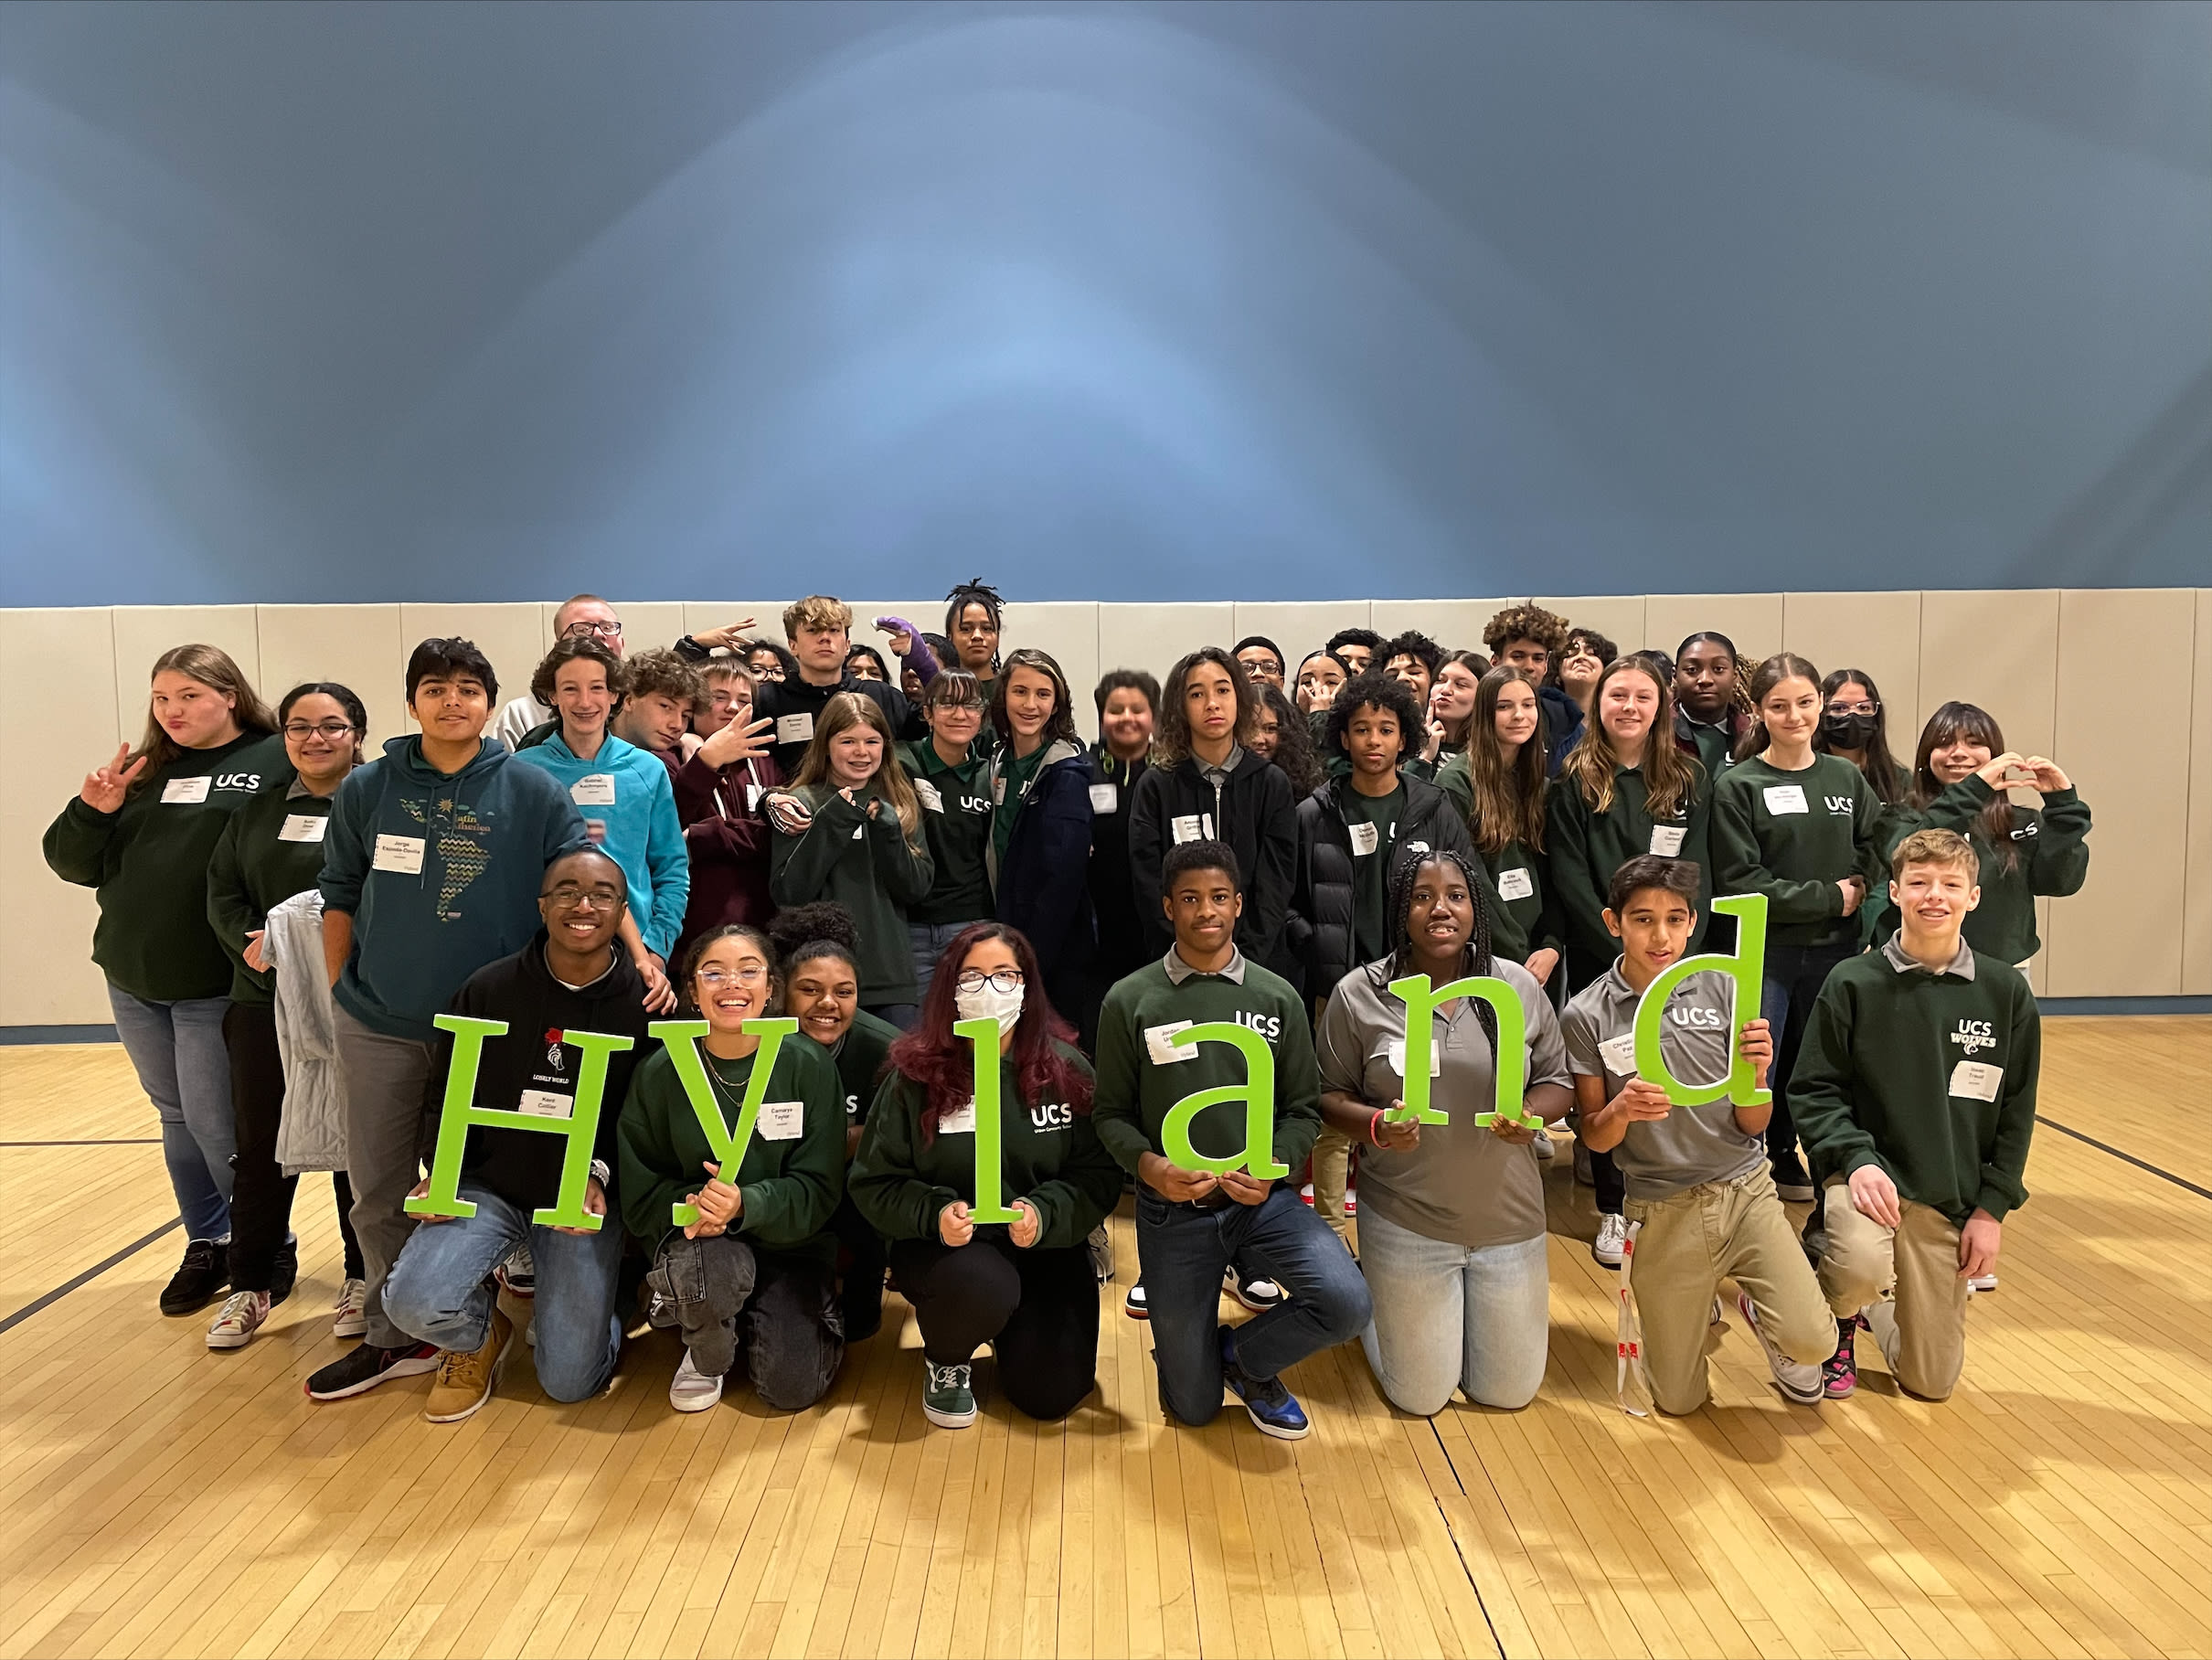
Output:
[1792, 828, 2039, 1402]
[1091, 839, 1371, 1442]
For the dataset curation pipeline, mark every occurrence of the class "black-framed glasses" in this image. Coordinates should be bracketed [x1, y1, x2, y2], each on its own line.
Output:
[541, 883, 624, 910]
[283, 720, 356, 740]
[561, 619, 623, 640]
[953, 968, 1025, 995]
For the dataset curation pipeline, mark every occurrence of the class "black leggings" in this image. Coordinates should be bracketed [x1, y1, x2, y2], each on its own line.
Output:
[888, 1236, 1099, 1421]
[223, 1001, 364, 1291]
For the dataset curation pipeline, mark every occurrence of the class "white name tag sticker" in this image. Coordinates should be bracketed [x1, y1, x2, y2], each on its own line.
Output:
[1386, 1038, 1441, 1079]
[277, 814, 327, 844]
[1599, 1032, 1639, 1077]
[1144, 1020, 1196, 1065]
[1649, 825, 1686, 857]
[161, 776, 212, 804]
[1348, 822, 1381, 857]
[517, 1090, 573, 1119]
[1089, 782, 1119, 814]
[372, 834, 426, 874]
[775, 713, 814, 745]
[915, 779, 944, 814]
[1763, 784, 1809, 815]
[851, 825, 866, 840]
[1498, 867, 1535, 902]
[1949, 1060, 2003, 1103]
[571, 773, 616, 806]
[1170, 814, 1207, 845]
[758, 1100, 805, 1141]
[937, 1099, 977, 1135]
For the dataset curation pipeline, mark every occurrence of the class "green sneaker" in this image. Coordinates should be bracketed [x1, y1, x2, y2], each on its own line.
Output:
[922, 1360, 976, 1429]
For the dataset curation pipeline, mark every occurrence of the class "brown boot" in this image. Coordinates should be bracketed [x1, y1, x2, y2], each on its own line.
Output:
[422, 1308, 513, 1423]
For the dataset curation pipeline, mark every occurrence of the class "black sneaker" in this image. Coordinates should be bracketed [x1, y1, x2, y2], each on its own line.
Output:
[160, 1239, 229, 1316]
[270, 1236, 300, 1307]
[305, 1341, 441, 1401]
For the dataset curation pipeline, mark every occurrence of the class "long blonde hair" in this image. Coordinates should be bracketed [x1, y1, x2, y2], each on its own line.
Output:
[792, 693, 925, 843]
[1559, 657, 1702, 820]
[1463, 666, 1547, 855]
[128, 644, 275, 787]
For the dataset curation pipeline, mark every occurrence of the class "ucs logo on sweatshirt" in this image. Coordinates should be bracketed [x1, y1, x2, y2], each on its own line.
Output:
[1824, 795, 1855, 814]
[1950, 1019, 1996, 1056]
[1669, 1006, 1727, 1028]
[215, 771, 264, 793]
[1031, 1102, 1076, 1131]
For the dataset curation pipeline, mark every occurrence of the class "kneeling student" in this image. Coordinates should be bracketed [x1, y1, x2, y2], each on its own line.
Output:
[1561, 856, 1829, 1412]
[618, 925, 847, 1413]
[849, 923, 1121, 1428]
[1093, 841, 1372, 1441]
[358, 849, 654, 1420]
[1792, 828, 2038, 1401]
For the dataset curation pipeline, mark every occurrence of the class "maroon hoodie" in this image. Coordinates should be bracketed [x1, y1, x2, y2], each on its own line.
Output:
[672, 749, 783, 967]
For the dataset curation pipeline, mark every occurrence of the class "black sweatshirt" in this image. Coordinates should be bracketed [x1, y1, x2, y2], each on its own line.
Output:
[1127, 748, 1299, 975]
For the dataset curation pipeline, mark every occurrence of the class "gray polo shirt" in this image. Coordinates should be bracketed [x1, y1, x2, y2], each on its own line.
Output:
[1316, 956, 1569, 1250]
[1559, 962, 1760, 1201]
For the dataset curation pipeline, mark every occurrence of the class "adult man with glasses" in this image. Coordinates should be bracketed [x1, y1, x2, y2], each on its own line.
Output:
[493, 595, 763, 752]
[365, 848, 654, 1422]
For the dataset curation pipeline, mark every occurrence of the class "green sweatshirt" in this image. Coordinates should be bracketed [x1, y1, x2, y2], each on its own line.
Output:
[1789, 942, 2039, 1226]
[1545, 761, 1712, 975]
[820, 1007, 901, 1126]
[205, 782, 339, 1005]
[43, 731, 290, 1002]
[900, 740, 994, 924]
[1434, 752, 1550, 963]
[848, 1044, 1121, 1249]
[1710, 753, 1884, 948]
[768, 786, 934, 1005]
[616, 1037, 846, 1261]
[1090, 953, 1322, 1176]
[1888, 777, 2091, 963]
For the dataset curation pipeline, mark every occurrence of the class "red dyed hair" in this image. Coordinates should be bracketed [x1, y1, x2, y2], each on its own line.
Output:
[886, 921, 1092, 1139]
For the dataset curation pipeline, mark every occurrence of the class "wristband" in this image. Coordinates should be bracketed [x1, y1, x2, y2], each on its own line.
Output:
[1368, 1108, 1388, 1147]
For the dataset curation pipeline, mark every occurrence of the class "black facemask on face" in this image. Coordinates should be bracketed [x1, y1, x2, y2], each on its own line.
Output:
[1820, 711, 1876, 750]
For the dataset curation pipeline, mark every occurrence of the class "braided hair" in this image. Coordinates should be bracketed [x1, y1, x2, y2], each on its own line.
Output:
[1367, 844, 1501, 1062]
[943, 579, 1006, 674]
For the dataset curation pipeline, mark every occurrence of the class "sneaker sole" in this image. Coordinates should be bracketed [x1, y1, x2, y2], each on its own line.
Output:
[304, 1353, 439, 1401]
[207, 1325, 261, 1351]
[1124, 1304, 1149, 1321]
[1227, 1290, 1282, 1313]
[1242, 1404, 1310, 1441]
[332, 1317, 367, 1339]
[1824, 1378, 1856, 1399]
[670, 1388, 723, 1413]
[922, 1401, 978, 1429]
[1591, 1248, 1623, 1268]
[423, 1385, 496, 1424]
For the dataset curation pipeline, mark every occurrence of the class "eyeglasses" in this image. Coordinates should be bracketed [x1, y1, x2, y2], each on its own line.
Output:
[698, 965, 770, 989]
[1826, 700, 1880, 718]
[953, 968, 1025, 995]
[541, 883, 624, 909]
[561, 620, 623, 640]
[283, 720, 356, 740]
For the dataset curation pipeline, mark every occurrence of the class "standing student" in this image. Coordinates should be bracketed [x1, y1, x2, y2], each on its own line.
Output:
[1083, 670, 1160, 1046]
[1562, 856, 1829, 1410]
[743, 640, 794, 686]
[1418, 649, 1487, 771]
[1482, 604, 1581, 767]
[1251, 681, 1324, 798]
[1793, 829, 2038, 1399]
[845, 644, 892, 684]
[943, 580, 1006, 691]
[767, 693, 935, 1026]
[1813, 669, 1909, 807]
[1900, 703, 2090, 967]
[618, 925, 847, 1413]
[1093, 841, 1372, 1440]
[1317, 849, 1571, 1414]
[755, 597, 924, 775]
[510, 637, 687, 1009]
[1293, 650, 1350, 719]
[309, 638, 587, 1399]
[1712, 654, 1884, 1202]
[851, 923, 1121, 1426]
[1292, 674, 1479, 1240]
[493, 595, 623, 750]
[45, 644, 285, 1315]
[770, 903, 901, 1342]
[1434, 666, 1558, 978]
[202, 683, 370, 1348]
[671, 663, 782, 967]
[1128, 647, 1300, 982]
[1672, 633, 1753, 781]
[1556, 629, 1615, 726]
[899, 671, 997, 1001]
[1233, 636, 1287, 690]
[680, 662, 742, 757]
[605, 648, 704, 781]
[377, 848, 654, 1420]
[983, 649, 1096, 1021]
[1324, 627, 1383, 676]
[1382, 631, 1441, 704]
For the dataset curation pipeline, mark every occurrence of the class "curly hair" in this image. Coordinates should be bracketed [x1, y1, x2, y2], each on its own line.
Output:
[943, 578, 1005, 638]
[1323, 671, 1426, 760]
[1255, 681, 1323, 795]
[766, 900, 862, 971]
[1154, 646, 1260, 765]
[1381, 630, 1443, 678]
[623, 647, 705, 711]
[1482, 604, 1569, 658]
[529, 634, 625, 710]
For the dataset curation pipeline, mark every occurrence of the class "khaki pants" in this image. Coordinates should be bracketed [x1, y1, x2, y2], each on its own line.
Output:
[1817, 1176, 1969, 1401]
[1310, 1123, 1353, 1240]
[1625, 1165, 1834, 1415]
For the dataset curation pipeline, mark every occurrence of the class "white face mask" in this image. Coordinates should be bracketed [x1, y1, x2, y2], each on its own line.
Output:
[953, 978, 1024, 1038]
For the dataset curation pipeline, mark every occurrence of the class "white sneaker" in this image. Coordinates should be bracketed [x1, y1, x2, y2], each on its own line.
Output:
[207, 1290, 270, 1350]
[496, 1245, 536, 1299]
[1531, 1127, 1556, 1161]
[332, 1278, 367, 1339]
[670, 1350, 723, 1413]
[1738, 1291, 1823, 1405]
[1967, 1272, 1997, 1293]
[1592, 1213, 1627, 1267]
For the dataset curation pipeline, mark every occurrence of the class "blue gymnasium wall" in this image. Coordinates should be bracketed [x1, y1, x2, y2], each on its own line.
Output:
[2, 0, 2207, 608]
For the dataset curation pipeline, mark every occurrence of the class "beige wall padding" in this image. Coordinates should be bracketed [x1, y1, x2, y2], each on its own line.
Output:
[10, 590, 2204, 1024]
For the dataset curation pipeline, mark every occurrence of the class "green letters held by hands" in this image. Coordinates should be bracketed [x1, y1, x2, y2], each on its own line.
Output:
[1631, 892, 1771, 1108]
[654, 1016, 799, 1226]
[957, 1016, 1019, 1223]
[406, 1015, 635, 1229]
[1384, 974, 1536, 1128]
[1159, 1022, 1289, 1178]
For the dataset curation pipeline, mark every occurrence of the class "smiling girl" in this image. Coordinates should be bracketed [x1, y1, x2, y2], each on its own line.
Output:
[899, 671, 996, 1000]
[984, 649, 1097, 1020]
[1436, 666, 1558, 975]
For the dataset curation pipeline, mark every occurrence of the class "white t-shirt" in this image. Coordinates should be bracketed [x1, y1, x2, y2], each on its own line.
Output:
[493, 695, 553, 752]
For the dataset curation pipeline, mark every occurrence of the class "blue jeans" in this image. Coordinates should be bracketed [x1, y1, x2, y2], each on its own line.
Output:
[1357, 1210, 1549, 1414]
[909, 920, 976, 1005]
[1134, 1184, 1372, 1426]
[1760, 941, 1857, 1176]
[108, 984, 234, 1241]
[381, 1180, 622, 1402]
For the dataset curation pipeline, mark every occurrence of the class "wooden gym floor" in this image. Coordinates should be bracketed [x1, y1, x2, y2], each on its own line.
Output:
[0, 1017, 2207, 1660]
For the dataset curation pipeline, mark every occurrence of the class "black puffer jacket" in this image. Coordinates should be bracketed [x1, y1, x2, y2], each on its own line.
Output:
[1290, 773, 1479, 1000]
[1127, 747, 1298, 974]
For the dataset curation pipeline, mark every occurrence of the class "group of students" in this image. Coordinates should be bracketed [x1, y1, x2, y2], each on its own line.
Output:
[44, 591, 2079, 1436]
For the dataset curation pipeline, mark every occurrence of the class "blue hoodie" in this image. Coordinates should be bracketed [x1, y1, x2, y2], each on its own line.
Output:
[319, 736, 587, 1038]
[511, 730, 689, 958]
